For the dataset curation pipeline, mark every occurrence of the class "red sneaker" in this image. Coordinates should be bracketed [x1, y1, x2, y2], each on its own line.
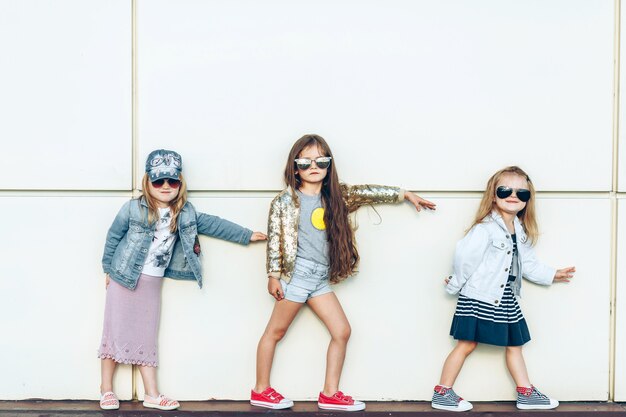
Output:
[250, 387, 294, 409]
[318, 391, 366, 411]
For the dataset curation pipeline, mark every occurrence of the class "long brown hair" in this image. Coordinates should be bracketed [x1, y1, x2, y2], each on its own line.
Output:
[285, 134, 359, 283]
[141, 173, 188, 234]
[469, 166, 539, 245]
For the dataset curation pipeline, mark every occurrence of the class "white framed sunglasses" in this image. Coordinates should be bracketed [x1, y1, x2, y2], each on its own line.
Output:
[294, 156, 332, 170]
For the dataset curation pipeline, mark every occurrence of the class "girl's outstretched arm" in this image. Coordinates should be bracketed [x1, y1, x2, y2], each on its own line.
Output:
[553, 266, 576, 283]
[341, 184, 435, 212]
[196, 212, 254, 244]
[520, 243, 558, 285]
[404, 191, 436, 212]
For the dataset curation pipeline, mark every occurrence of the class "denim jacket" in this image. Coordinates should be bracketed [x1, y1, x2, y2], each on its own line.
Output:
[102, 198, 253, 290]
[267, 183, 405, 282]
[445, 211, 556, 306]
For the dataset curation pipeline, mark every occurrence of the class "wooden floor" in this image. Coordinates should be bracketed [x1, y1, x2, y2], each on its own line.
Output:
[1, 401, 625, 417]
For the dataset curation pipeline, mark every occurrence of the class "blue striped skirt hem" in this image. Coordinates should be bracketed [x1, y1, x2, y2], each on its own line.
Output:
[449, 280, 531, 346]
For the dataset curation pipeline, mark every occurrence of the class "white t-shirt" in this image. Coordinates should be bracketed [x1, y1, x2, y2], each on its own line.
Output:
[142, 207, 177, 277]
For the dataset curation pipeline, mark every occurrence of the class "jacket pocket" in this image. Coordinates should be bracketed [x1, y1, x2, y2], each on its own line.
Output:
[486, 239, 508, 274]
[180, 220, 196, 234]
[491, 239, 508, 251]
[467, 239, 507, 291]
[127, 220, 146, 244]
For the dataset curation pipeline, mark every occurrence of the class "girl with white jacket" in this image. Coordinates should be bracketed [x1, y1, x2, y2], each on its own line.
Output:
[431, 166, 575, 412]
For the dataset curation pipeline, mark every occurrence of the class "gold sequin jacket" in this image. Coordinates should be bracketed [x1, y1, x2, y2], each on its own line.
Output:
[266, 183, 405, 282]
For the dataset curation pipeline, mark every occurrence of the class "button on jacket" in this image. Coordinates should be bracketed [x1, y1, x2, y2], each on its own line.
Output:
[445, 211, 556, 305]
[266, 183, 405, 282]
[102, 198, 253, 290]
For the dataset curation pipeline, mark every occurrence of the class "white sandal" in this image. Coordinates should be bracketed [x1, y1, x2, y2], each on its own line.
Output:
[143, 394, 180, 411]
[99, 391, 119, 410]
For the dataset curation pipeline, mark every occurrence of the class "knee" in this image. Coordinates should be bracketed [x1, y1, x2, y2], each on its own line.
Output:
[332, 324, 351, 344]
[265, 326, 289, 342]
[506, 346, 522, 355]
[458, 341, 478, 355]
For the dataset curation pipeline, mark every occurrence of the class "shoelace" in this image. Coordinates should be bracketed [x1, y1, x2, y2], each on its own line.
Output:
[333, 391, 353, 402]
[435, 386, 463, 402]
[531, 387, 549, 400]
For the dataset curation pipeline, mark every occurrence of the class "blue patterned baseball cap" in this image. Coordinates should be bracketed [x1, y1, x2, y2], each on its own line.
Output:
[145, 149, 183, 181]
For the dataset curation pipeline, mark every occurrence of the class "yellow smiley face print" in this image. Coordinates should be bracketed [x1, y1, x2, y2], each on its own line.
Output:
[311, 207, 326, 230]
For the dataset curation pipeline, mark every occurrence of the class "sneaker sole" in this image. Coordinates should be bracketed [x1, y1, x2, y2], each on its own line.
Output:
[99, 404, 119, 410]
[142, 401, 179, 411]
[431, 402, 473, 412]
[517, 402, 559, 410]
[250, 400, 294, 409]
[318, 403, 366, 411]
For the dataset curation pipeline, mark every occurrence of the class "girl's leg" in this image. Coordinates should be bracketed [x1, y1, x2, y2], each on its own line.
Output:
[505, 346, 531, 387]
[138, 365, 159, 398]
[307, 292, 351, 396]
[100, 358, 117, 393]
[255, 299, 303, 392]
[439, 340, 478, 387]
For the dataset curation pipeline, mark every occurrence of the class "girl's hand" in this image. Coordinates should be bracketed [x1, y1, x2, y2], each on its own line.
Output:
[251, 231, 268, 242]
[268, 277, 284, 301]
[554, 266, 576, 283]
[105, 274, 111, 289]
[405, 192, 436, 212]
[444, 276, 450, 285]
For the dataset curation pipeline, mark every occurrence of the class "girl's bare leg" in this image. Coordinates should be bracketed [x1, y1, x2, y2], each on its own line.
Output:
[100, 359, 117, 393]
[307, 292, 351, 396]
[254, 299, 303, 392]
[438, 340, 478, 387]
[505, 346, 531, 387]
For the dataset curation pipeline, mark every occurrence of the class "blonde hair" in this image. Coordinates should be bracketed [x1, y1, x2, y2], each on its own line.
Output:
[469, 166, 539, 245]
[141, 173, 188, 233]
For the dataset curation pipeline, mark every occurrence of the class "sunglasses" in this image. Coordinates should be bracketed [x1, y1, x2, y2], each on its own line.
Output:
[496, 186, 531, 202]
[151, 178, 181, 189]
[294, 156, 332, 170]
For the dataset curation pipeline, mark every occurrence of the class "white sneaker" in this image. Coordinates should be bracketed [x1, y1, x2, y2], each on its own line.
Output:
[431, 385, 473, 412]
[516, 386, 559, 410]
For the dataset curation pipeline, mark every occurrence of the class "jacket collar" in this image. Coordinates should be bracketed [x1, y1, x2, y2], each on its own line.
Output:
[285, 186, 301, 208]
[138, 196, 189, 216]
[489, 210, 527, 242]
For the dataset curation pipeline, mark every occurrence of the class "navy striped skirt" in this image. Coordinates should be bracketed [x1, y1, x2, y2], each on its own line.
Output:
[450, 277, 530, 346]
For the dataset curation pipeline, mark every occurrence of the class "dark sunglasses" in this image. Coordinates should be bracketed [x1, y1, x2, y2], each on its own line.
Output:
[496, 186, 531, 202]
[294, 156, 332, 170]
[151, 178, 181, 189]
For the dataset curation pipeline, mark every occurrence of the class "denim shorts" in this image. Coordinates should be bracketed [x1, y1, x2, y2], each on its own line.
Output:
[281, 258, 332, 303]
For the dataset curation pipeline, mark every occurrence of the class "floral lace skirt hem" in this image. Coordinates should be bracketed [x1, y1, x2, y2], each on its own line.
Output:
[98, 353, 158, 367]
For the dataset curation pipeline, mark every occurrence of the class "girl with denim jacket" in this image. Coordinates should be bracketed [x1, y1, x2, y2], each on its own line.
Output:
[431, 166, 575, 412]
[98, 149, 266, 411]
[250, 134, 436, 411]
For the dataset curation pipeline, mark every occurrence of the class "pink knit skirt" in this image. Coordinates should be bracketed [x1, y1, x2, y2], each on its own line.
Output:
[98, 274, 162, 367]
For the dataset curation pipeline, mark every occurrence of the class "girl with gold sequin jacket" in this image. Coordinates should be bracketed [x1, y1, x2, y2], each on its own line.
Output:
[250, 134, 436, 412]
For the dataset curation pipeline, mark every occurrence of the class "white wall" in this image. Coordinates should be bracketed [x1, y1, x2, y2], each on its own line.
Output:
[1, 0, 620, 402]
[1, 0, 132, 190]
